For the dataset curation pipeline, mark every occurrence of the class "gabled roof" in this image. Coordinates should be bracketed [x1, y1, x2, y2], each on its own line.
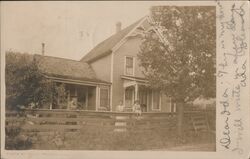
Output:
[80, 18, 145, 63]
[34, 54, 110, 84]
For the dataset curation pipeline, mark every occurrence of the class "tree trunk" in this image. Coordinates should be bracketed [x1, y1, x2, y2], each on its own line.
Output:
[177, 100, 184, 137]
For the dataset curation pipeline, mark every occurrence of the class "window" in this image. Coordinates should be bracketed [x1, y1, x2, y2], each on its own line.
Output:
[125, 56, 134, 75]
[100, 87, 109, 109]
[152, 91, 161, 110]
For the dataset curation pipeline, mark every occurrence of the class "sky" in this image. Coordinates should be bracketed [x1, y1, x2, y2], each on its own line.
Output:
[1, 1, 156, 60]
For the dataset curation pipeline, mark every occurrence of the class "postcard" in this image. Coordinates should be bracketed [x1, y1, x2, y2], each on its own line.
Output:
[1, 1, 249, 159]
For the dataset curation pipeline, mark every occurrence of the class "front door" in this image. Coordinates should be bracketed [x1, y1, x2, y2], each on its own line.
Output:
[125, 86, 134, 108]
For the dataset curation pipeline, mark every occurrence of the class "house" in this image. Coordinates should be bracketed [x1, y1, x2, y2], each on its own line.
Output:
[36, 16, 176, 112]
[34, 54, 111, 110]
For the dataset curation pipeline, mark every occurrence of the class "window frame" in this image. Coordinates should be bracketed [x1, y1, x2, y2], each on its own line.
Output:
[151, 90, 161, 111]
[124, 56, 135, 76]
[170, 97, 177, 112]
[99, 86, 110, 109]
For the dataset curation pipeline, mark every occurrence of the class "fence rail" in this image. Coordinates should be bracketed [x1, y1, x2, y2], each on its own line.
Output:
[5, 109, 215, 150]
[6, 109, 215, 133]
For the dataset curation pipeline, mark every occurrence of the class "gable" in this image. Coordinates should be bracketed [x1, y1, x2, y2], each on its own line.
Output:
[80, 16, 166, 64]
[80, 18, 144, 63]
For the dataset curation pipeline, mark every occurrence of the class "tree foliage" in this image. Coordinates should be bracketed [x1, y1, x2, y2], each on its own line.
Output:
[138, 6, 216, 102]
[5, 51, 66, 110]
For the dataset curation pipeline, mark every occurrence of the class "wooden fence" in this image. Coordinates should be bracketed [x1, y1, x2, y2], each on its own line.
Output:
[5, 109, 215, 150]
[6, 109, 178, 132]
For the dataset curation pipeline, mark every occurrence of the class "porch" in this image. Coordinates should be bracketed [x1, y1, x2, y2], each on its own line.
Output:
[122, 78, 163, 112]
[49, 80, 111, 111]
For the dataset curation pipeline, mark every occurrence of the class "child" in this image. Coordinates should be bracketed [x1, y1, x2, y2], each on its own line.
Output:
[133, 100, 142, 117]
[116, 100, 124, 112]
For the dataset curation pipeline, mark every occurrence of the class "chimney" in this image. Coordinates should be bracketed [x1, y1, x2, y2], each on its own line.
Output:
[116, 22, 122, 33]
[41, 43, 45, 56]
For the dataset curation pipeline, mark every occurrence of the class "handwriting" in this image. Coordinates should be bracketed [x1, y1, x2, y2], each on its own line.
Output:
[232, 119, 244, 154]
[217, 1, 247, 154]
[220, 117, 231, 149]
[220, 88, 231, 149]
[232, 84, 241, 111]
[235, 60, 247, 87]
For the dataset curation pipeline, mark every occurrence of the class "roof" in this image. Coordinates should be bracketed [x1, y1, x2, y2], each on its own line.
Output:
[81, 17, 145, 62]
[34, 54, 110, 84]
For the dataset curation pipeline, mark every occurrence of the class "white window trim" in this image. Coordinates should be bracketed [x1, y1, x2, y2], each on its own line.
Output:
[124, 56, 135, 76]
[170, 97, 177, 113]
[169, 97, 172, 112]
[98, 86, 110, 110]
[151, 90, 161, 111]
[173, 103, 176, 112]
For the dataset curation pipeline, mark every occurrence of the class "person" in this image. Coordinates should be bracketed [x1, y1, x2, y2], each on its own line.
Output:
[69, 98, 77, 110]
[116, 100, 124, 112]
[133, 100, 142, 117]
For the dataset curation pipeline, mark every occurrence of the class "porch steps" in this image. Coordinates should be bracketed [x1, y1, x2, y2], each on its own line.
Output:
[115, 116, 130, 120]
[115, 121, 127, 127]
[114, 128, 127, 132]
[113, 115, 146, 132]
[191, 115, 209, 133]
[114, 115, 129, 132]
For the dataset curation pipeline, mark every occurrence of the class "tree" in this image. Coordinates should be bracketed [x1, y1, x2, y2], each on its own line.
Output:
[138, 6, 216, 137]
[5, 51, 66, 110]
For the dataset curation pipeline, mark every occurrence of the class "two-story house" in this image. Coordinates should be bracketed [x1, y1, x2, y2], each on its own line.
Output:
[35, 16, 175, 112]
[80, 16, 174, 112]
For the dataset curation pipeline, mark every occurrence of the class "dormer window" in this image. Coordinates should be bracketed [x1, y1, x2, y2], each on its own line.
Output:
[125, 56, 135, 76]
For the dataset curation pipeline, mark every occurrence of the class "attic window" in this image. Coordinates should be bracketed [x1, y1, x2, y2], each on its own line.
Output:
[125, 56, 134, 76]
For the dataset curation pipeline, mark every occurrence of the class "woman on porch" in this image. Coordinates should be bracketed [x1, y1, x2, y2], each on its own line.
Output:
[116, 100, 124, 112]
[133, 100, 142, 116]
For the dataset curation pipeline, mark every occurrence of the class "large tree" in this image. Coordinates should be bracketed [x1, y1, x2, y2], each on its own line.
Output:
[5, 51, 66, 110]
[138, 6, 216, 136]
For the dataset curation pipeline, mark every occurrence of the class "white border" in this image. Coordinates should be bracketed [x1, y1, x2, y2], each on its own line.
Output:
[1, 1, 250, 159]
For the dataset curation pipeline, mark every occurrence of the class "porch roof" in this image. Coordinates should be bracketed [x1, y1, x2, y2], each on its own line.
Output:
[121, 75, 148, 83]
[34, 54, 110, 85]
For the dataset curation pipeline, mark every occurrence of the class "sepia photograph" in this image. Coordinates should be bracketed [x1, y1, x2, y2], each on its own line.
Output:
[1, 2, 217, 152]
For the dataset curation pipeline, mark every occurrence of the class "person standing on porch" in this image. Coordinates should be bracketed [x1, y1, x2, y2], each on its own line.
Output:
[116, 100, 124, 112]
[69, 98, 77, 110]
[133, 100, 142, 117]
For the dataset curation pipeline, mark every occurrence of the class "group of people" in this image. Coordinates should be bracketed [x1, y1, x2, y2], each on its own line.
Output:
[116, 100, 142, 116]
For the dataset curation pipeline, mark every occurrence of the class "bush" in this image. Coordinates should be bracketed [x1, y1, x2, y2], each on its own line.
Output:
[5, 51, 67, 110]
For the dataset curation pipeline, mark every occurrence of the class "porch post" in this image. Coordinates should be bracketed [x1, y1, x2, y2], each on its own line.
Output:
[95, 86, 99, 111]
[67, 90, 70, 109]
[135, 84, 138, 101]
[86, 87, 89, 110]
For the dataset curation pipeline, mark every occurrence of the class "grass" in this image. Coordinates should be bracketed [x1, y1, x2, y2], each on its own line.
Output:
[18, 126, 215, 151]
[5, 110, 215, 151]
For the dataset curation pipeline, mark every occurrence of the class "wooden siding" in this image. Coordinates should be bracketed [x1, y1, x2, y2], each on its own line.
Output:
[112, 38, 144, 110]
[90, 54, 111, 82]
[112, 37, 172, 112]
